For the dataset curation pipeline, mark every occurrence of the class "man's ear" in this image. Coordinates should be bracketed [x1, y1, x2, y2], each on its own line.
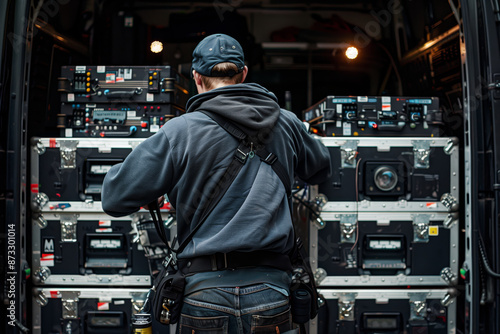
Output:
[241, 66, 249, 83]
[193, 70, 202, 86]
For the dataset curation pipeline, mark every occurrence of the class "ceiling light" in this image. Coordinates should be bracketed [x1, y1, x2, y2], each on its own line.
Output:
[150, 41, 163, 53]
[345, 46, 358, 60]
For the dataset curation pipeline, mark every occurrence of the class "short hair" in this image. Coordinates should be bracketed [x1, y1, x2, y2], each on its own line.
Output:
[200, 62, 244, 90]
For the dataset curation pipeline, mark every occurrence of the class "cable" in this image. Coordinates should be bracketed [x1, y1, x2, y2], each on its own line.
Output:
[478, 235, 500, 278]
[350, 157, 361, 253]
[292, 194, 323, 222]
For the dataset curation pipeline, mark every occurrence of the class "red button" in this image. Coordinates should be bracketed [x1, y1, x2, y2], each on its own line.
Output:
[141, 122, 147, 128]
[157, 106, 161, 109]
[144, 106, 147, 109]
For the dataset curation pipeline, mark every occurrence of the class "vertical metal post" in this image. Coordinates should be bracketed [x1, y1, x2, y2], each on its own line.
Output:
[5, 0, 32, 332]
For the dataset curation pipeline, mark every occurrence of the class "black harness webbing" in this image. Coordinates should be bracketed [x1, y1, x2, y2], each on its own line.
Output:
[200, 111, 292, 199]
[151, 110, 292, 265]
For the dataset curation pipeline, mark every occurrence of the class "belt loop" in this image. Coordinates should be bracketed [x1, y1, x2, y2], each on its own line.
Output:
[223, 253, 228, 269]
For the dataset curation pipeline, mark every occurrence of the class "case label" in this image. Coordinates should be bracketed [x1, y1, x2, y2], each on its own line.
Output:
[429, 226, 439, 236]
[41, 254, 54, 267]
[43, 238, 55, 253]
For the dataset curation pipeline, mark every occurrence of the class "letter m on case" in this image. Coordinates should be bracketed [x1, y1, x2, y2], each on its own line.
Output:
[43, 238, 55, 253]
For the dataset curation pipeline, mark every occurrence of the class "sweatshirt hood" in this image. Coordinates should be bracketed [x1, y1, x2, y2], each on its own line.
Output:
[185, 83, 281, 138]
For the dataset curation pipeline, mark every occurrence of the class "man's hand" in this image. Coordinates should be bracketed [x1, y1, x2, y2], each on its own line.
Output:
[143, 195, 165, 210]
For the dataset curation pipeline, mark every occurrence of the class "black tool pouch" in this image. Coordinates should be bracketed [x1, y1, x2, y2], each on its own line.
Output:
[151, 263, 186, 325]
[289, 237, 324, 324]
[147, 202, 186, 326]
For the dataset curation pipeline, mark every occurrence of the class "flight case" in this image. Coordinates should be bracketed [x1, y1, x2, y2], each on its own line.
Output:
[310, 212, 459, 287]
[30, 137, 152, 213]
[318, 137, 460, 213]
[32, 288, 170, 334]
[58, 65, 189, 105]
[31, 212, 162, 286]
[303, 96, 443, 137]
[311, 289, 457, 334]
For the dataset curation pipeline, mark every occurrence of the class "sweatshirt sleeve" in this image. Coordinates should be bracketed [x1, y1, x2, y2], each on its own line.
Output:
[101, 131, 173, 217]
[295, 125, 331, 185]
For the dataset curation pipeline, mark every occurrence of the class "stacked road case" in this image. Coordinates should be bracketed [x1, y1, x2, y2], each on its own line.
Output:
[29, 66, 187, 334]
[303, 96, 459, 334]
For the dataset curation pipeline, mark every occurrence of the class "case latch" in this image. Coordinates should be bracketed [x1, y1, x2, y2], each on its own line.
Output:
[340, 214, 357, 243]
[409, 293, 428, 320]
[59, 140, 79, 169]
[340, 141, 359, 168]
[60, 214, 79, 242]
[33, 266, 51, 284]
[314, 268, 327, 285]
[443, 212, 459, 228]
[444, 138, 458, 155]
[412, 214, 430, 243]
[61, 291, 80, 319]
[35, 214, 48, 229]
[440, 193, 459, 212]
[34, 139, 46, 155]
[338, 293, 356, 321]
[441, 267, 458, 285]
[412, 140, 431, 169]
[32, 192, 49, 212]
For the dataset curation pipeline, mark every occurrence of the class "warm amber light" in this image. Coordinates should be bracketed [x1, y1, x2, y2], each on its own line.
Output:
[345, 46, 358, 60]
[150, 41, 163, 53]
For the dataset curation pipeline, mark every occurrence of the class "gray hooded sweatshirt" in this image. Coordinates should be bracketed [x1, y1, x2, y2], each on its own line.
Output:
[102, 83, 331, 292]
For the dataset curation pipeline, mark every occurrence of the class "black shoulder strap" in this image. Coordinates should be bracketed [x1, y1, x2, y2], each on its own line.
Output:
[200, 111, 292, 198]
[152, 110, 292, 257]
[173, 113, 254, 254]
[150, 139, 251, 257]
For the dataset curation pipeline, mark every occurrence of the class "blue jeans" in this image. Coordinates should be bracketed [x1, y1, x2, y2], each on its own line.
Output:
[177, 284, 297, 334]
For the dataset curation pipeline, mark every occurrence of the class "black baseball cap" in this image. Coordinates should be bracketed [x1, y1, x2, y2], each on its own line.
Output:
[191, 33, 245, 77]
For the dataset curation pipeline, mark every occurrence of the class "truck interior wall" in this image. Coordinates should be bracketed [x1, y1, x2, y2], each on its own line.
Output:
[3, 0, 490, 333]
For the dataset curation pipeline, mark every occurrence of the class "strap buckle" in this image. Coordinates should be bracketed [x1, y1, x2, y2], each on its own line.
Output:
[263, 153, 278, 165]
[235, 148, 248, 164]
[162, 253, 176, 268]
[210, 253, 228, 271]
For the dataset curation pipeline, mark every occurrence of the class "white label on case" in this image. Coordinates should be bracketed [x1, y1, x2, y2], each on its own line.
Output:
[124, 69, 132, 79]
[95, 228, 113, 233]
[97, 302, 109, 310]
[97, 66, 106, 73]
[67, 93, 75, 102]
[358, 96, 368, 102]
[343, 122, 352, 136]
[65, 128, 73, 137]
[147, 93, 154, 102]
[41, 254, 54, 267]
